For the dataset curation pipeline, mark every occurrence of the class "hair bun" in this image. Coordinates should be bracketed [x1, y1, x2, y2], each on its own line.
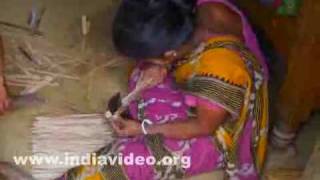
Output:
[170, 0, 196, 14]
[124, 0, 195, 14]
[113, 0, 195, 59]
[123, 0, 166, 8]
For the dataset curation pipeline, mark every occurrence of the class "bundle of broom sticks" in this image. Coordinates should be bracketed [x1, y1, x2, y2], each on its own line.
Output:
[31, 114, 113, 180]
[31, 70, 156, 179]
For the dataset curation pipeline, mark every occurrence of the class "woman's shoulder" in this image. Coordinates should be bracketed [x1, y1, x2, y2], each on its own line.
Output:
[197, 45, 249, 87]
[175, 37, 250, 87]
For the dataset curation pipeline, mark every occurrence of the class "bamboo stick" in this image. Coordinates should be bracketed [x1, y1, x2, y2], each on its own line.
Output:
[27, 68, 80, 80]
[0, 20, 43, 36]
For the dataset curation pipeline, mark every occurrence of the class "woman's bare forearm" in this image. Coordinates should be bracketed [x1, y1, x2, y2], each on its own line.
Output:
[146, 103, 227, 139]
[146, 117, 223, 139]
[147, 119, 203, 139]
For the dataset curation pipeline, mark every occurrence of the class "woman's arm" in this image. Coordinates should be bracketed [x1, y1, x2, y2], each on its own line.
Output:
[147, 102, 227, 139]
[0, 35, 10, 113]
[0, 35, 6, 86]
[112, 101, 228, 139]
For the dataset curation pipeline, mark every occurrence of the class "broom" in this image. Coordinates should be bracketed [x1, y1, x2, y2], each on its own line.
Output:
[31, 70, 155, 180]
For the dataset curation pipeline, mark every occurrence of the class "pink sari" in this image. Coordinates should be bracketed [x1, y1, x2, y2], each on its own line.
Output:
[59, 1, 267, 179]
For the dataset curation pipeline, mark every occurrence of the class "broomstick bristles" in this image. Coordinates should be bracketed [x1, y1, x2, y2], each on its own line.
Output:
[31, 114, 114, 180]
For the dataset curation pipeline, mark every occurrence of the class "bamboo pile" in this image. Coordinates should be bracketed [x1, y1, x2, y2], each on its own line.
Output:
[1, 18, 129, 180]
[2, 35, 82, 96]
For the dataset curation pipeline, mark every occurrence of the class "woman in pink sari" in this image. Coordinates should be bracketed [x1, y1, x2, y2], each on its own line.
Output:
[56, 0, 269, 180]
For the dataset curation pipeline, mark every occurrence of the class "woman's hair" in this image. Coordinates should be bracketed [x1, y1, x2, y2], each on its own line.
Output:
[112, 0, 196, 59]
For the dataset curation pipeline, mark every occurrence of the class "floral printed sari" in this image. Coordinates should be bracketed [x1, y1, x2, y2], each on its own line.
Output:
[59, 1, 269, 179]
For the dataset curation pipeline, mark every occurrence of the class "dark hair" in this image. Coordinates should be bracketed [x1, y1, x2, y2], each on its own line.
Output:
[112, 0, 196, 59]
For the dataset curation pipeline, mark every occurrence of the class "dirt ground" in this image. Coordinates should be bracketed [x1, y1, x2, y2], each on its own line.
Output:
[0, 0, 320, 179]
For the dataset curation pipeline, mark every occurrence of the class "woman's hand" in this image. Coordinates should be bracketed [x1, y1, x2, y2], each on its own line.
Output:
[0, 83, 10, 114]
[111, 118, 143, 137]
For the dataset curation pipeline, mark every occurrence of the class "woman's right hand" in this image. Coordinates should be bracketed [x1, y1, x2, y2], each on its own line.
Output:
[111, 117, 143, 137]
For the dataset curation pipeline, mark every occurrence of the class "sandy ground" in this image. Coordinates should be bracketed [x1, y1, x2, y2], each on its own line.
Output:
[0, 0, 320, 179]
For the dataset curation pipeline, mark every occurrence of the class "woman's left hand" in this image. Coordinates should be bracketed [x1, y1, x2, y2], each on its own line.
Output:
[111, 118, 143, 137]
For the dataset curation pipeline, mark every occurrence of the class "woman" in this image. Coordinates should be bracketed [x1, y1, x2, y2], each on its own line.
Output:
[59, 0, 268, 179]
[0, 35, 11, 113]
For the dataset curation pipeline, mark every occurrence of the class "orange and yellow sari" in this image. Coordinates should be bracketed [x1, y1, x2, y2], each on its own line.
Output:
[175, 36, 269, 177]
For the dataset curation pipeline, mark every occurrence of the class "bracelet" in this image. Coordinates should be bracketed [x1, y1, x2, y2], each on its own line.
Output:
[141, 119, 153, 135]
